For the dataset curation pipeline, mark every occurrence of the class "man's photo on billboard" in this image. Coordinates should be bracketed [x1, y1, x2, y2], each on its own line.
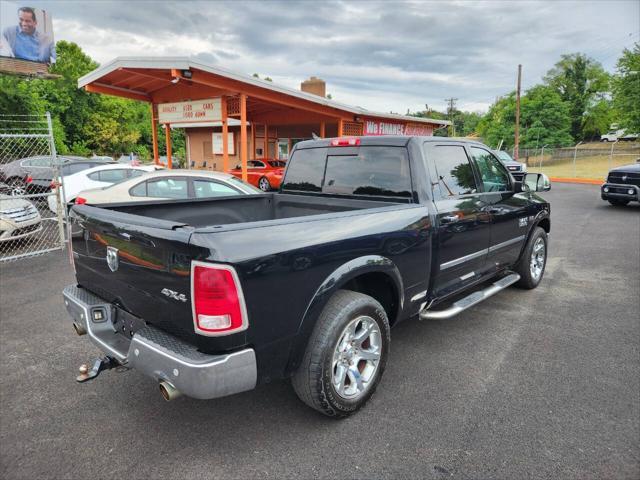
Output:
[1, 4, 55, 64]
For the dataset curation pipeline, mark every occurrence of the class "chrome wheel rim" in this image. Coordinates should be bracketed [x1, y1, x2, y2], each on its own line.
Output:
[331, 316, 382, 400]
[530, 237, 546, 281]
[258, 178, 270, 191]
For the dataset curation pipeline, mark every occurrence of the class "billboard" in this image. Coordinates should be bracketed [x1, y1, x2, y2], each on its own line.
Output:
[0, 2, 55, 64]
[158, 99, 222, 124]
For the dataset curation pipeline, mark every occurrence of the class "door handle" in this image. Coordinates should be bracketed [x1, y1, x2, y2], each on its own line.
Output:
[441, 214, 460, 223]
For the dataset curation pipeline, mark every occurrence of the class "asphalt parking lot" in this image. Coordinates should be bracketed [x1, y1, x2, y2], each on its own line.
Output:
[1, 183, 638, 479]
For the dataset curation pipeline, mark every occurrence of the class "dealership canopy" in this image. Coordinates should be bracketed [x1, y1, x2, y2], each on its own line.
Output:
[78, 56, 450, 178]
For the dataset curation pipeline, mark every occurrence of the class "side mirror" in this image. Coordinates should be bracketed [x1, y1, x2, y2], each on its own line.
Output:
[518, 172, 551, 192]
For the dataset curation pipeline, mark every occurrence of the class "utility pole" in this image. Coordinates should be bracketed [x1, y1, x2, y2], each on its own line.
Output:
[444, 97, 458, 137]
[514, 64, 522, 160]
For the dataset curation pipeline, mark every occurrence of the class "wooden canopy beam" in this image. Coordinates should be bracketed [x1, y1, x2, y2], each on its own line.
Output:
[84, 83, 150, 103]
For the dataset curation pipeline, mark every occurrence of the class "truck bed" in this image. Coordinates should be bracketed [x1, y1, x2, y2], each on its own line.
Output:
[93, 193, 403, 229]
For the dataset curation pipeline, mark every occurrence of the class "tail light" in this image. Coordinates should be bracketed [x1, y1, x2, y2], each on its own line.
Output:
[191, 261, 248, 336]
[330, 137, 360, 147]
[26, 175, 33, 184]
[75, 197, 87, 205]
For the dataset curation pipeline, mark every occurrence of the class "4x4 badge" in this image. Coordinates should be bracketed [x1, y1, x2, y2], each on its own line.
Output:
[106, 246, 119, 272]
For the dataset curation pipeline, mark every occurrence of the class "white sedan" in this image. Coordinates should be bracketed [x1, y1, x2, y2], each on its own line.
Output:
[48, 164, 161, 213]
[75, 170, 262, 205]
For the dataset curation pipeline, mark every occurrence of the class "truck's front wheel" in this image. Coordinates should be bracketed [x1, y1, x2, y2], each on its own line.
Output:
[292, 290, 390, 418]
[515, 226, 548, 289]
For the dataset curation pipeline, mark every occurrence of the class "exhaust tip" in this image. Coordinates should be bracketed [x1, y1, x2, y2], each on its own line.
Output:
[73, 322, 87, 336]
[159, 381, 182, 401]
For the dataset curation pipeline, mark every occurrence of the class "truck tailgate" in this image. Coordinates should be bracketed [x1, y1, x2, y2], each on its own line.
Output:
[70, 204, 199, 342]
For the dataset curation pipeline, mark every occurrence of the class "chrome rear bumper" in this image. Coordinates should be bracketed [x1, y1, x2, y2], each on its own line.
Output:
[62, 285, 257, 399]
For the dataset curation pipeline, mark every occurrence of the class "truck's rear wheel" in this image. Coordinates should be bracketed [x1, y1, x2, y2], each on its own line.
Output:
[292, 290, 390, 418]
[515, 226, 547, 289]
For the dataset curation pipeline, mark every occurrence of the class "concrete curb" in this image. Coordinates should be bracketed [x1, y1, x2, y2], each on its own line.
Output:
[549, 177, 602, 185]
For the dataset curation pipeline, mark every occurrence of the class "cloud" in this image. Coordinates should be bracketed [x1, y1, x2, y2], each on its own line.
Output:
[40, 0, 640, 113]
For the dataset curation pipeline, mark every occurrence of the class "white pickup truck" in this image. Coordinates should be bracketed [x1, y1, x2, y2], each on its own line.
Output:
[600, 129, 639, 142]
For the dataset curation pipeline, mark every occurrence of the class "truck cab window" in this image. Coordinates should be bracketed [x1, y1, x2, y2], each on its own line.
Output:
[323, 147, 411, 198]
[431, 145, 477, 196]
[281, 148, 326, 192]
[470, 147, 511, 192]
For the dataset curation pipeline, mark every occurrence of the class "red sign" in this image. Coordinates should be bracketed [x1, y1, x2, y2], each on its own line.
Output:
[363, 119, 433, 136]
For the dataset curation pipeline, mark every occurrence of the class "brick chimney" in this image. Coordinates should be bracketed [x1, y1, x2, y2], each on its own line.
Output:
[301, 76, 326, 97]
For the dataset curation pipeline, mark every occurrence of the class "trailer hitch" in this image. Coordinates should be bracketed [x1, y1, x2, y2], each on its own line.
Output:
[76, 355, 124, 383]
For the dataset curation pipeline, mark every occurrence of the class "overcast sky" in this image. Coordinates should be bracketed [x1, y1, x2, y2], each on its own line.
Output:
[33, 0, 640, 113]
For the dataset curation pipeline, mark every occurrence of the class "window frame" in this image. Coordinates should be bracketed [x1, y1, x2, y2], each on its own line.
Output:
[424, 141, 481, 200]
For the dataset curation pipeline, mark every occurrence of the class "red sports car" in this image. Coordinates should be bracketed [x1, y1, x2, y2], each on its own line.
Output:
[230, 159, 286, 191]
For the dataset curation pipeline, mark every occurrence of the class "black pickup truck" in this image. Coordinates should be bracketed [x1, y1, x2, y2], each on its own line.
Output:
[63, 136, 551, 418]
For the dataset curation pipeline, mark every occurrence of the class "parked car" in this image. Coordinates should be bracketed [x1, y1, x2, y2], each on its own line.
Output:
[76, 170, 262, 205]
[230, 158, 286, 191]
[48, 164, 160, 213]
[0, 155, 111, 190]
[63, 136, 551, 417]
[29, 158, 117, 193]
[601, 160, 640, 206]
[494, 150, 527, 181]
[601, 129, 639, 142]
[0, 194, 42, 242]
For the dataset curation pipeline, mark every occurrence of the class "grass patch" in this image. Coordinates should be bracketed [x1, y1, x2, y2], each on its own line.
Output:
[527, 154, 637, 179]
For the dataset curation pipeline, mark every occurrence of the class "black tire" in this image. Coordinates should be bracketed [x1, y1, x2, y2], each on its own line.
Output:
[608, 199, 629, 206]
[7, 177, 26, 196]
[291, 290, 390, 418]
[258, 176, 271, 192]
[515, 226, 548, 289]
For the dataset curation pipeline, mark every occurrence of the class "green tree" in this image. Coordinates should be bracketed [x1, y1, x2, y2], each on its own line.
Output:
[612, 43, 640, 134]
[543, 53, 610, 140]
[520, 85, 573, 147]
[477, 93, 516, 148]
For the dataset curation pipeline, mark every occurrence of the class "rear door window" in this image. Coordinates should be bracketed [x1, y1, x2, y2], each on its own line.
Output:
[281, 148, 326, 192]
[430, 145, 478, 197]
[97, 169, 128, 183]
[146, 178, 189, 198]
[323, 147, 412, 198]
[130, 181, 147, 197]
[193, 179, 241, 198]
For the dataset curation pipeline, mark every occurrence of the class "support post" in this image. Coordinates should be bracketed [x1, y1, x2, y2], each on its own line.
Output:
[150, 104, 159, 165]
[165, 124, 172, 170]
[514, 64, 522, 160]
[252, 121, 257, 159]
[222, 96, 229, 173]
[572, 141, 583, 178]
[338, 119, 344, 137]
[320, 121, 326, 138]
[264, 123, 269, 158]
[240, 93, 248, 182]
[609, 140, 617, 170]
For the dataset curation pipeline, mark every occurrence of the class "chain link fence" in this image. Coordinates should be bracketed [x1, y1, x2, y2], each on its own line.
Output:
[0, 113, 66, 262]
[513, 142, 640, 180]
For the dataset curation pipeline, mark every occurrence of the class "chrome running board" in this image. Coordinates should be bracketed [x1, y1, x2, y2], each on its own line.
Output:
[420, 273, 520, 320]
